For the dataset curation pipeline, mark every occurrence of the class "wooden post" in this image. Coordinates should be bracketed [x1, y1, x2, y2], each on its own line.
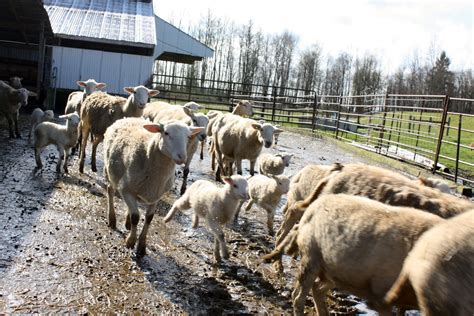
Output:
[271, 92, 276, 122]
[311, 94, 318, 132]
[36, 20, 46, 103]
[428, 117, 433, 134]
[446, 116, 451, 136]
[377, 92, 389, 154]
[433, 95, 450, 173]
[454, 114, 463, 183]
[414, 108, 423, 162]
[395, 111, 403, 155]
[334, 95, 343, 139]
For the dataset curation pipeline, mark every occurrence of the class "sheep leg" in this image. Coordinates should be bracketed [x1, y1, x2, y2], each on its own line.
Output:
[35, 147, 43, 169]
[121, 192, 139, 249]
[192, 213, 199, 228]
[262, 204, 275, 236]
[235, 158, 243, 175]
[107, 184, 117, 229]
[55, 145, 65, 173]
[79, 126, 90, 173]
[250, 160, 256, 176]
[207, 217, 228, 261]
[13, 114, 21, 138]
[311, 280, 332, 316]
[6, 116, 14, 138]
[164, 193, 191, 223]
[63, 148, 71, 173]
[180, 161, 191, 195]
[90, 134, 102, 172]
[234, 200, 250, 223]
[292, 252, 321, 316]
[199, 140, 204, 160]
[210, 141, 216, 171]
[276, 207, 302, 246]
[136, 203, 156, 257]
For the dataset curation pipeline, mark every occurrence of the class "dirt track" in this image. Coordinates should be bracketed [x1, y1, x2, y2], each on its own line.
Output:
[1, 115, 386, 314]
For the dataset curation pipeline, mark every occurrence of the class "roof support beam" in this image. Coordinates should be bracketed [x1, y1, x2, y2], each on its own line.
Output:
[36, 19, 46, 99]
[8, 0, 29, 45]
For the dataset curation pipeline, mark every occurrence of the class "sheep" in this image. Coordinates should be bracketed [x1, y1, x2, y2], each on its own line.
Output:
[29, 108, 54, 140]
[418, 176, 452, 194]
[258, 152, 294, 176]
[385, 209, 474, 316]
[104, 117, 203, 256]
[236, 174, 290, 235]
[34, 113, 80, 173]
[263, 192, 444, 316]
[79, 86, 159, 173]
[201, 100, 253, 161]
[212, 114, 283, 180]
[164, 175, 249, 262]
[143, 100, 209, 194]
[64, 79, 107, 115]
[9, 76, 23, 89]
[0, 80, 37, 138]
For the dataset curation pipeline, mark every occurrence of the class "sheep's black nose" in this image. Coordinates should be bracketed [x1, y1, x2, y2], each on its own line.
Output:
[265, 141, 272, 148]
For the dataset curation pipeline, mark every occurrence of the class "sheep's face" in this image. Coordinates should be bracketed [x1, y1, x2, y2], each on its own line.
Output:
[224, 175, 249, 200]
[191, 113, 209, 142]
[9, 77, 22, 89]
[125, 85, 160, 109]
[59, 113, 80, 127]
[16, 88, 36, 107]
[183, 101, 202, 111]
[277, 153, 293, 167]
[235, 100, 253, 116]
[44, 110, 55, 121]
[77, 79, 106, 95]
[273, 175, 290, 194]
[252, 123, 281, 148]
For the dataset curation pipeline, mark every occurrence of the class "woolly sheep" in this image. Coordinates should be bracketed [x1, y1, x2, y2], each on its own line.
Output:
[34, 113, 80, 173]
[104, 117, 203, 256]
[9, 76, 23, 89]
[164, 175, 249, 262]
[258, 152, 294, 176]
[0, 80, 37, 138]
[144, 101, 209, 194]
[64, 79, 107, 115]
[386, 209, 474, 316]
[236, 174, 290, 235]
[79, 86, 159, 173]
[29, 108, 54, 140]
[263, 192, 444, 316]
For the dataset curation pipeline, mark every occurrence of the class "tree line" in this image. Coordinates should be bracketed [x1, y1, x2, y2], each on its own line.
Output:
[155, 12, 473, 111]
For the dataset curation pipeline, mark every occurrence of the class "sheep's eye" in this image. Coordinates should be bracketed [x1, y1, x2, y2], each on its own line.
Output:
[233, 184, 237, 188]
[193, 119, 197, 124]
[164, 131, 169, 136]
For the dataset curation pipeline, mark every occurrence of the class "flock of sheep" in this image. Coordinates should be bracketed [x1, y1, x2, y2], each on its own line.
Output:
[1, 77, 473, 315]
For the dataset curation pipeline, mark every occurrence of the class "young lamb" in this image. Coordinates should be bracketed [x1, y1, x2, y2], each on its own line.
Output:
[258, 152, 294, 176]
[29, 108, 54, 139]
[64, 79, 107, 115]
[34, 113, 80, 173]
[236, 174, 290, 235]
[386, 209, 474, 316]
[79, 86, 159, 173]
[263, 192, 444, 316]
[143, 101, 209, 195]
[0, 80, 37, 138]
[104, 117, 203, 256]
[164, 175, 249, 262]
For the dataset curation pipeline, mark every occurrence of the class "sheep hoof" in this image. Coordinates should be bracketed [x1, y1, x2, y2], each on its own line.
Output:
[126, 236, 136, 249]
[268, 230, 275, 237]
[108, 220, 116, 230]
[92, 166, 97, 172]
[136, 245, 147, 257]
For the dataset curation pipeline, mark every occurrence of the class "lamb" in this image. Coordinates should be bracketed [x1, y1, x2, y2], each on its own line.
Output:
[418, 176, 452, 194]
[104, 117, 203, 256]
[0, 80, 37, 138]
[236, 174, 290, 235]
[263, 192, 444, 316]
[213, 114, 283, 180]
[164, 175, 249, 262]
[9, 76, 23, 89]
[143, 100, 209, 194]
[64, 79, 107, 115]
[79, 86, 159, 173]
[386, 209, 474, 316]
[34, 113, 80, 173]
[258, 152, 294, 176]
[29, 108, 54, 139]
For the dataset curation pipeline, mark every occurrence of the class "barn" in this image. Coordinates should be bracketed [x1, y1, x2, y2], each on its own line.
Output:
[0, 0, 213, 111]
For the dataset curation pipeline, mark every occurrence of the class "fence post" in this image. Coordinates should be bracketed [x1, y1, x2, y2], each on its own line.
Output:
[446, 116, 451, 136]
[311, 93, 318, 132]
[271, 91, 277, 123]
[432, 95, 450, 174]
[187, 77, 192, 101]
[334, 95, 343, 139]
[377, 92, 389, 154]
[454, 114, 463, 183]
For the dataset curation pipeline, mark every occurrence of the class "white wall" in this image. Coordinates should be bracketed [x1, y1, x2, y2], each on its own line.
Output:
[51, 46, 154, 95]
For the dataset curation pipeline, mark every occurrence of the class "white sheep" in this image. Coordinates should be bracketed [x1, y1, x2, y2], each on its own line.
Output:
[9, 76, 23, 89]
[236, 174, 290, 235]
[79, 86, 159, 173]
[104, 117, 203, 256]
[34, 113, 80, 173]
[29, 108, 54, 140]
[64, 79, 107, 115]
[0, 80, 37, 138]
[258, 152, 294, 176]
[164, 175, 249, 262]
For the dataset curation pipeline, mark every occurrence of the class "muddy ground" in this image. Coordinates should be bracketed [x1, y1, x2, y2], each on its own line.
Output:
[1, 115, 407, 314]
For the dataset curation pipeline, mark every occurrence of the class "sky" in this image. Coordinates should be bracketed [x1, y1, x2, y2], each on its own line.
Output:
[155, 0, 473, 73]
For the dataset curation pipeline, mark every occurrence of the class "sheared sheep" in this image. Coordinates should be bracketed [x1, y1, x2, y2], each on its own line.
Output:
[164, 175, 249, 262]
[34, 113, 80, 173]
[104, 117, 203, 256]
[258, 152, 294, 176]
[386, 209, 474, 316]
[29, 108, 54, 140]
[236, 174, 290, 235]
[263, 192, 444, 315]
[79, 86, 159, 173]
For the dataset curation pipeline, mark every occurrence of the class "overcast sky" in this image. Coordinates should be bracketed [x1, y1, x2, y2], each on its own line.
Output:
[155, 0, 473, 73]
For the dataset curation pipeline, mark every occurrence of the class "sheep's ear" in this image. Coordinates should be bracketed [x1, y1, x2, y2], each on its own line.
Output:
[251, 123, 262, 131]
[77, 81, 87, 87]
[148, 89, 160, 97]
[274, 128, 284, 134]
[96, 83, 107, 90]
[59, 115, 67, 119]
[275, 153, 284, 158]
[419, 176, 428, 185]
[288, 153, 294, 158]
[124, 87, 135, 94]
[222, 177, 233, 185]
[259, 119, 265, 124]
[188, 127, 204, 137]
[143, 123, 162, 133]
[27, 90, 37, 97]
[183, 106, 194, 118]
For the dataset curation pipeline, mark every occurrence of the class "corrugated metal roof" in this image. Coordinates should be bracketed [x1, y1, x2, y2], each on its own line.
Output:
[43, 0, 156, 47]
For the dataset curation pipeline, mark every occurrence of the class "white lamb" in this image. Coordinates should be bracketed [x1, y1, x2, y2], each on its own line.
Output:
[164, 175, 249, 262]
[258, 152, 294, 176]
[34, 113, 80, 173]
[29, 108, 54, 140]
[237, 174, 290, 235]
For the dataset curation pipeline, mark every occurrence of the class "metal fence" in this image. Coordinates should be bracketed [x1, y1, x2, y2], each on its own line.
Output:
[152, 74, 474, 185]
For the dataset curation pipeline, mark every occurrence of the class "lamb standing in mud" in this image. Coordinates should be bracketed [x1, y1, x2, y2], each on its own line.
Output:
[104, 117, 203, 256]
[258, 152, 294, 176]
[386, 209, 474, 316]
[263, 192, 444, 316]
[164, 175, 249, 262]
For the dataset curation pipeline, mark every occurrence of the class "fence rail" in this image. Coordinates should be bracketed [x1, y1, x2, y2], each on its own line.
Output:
[152, 74, 474, 185]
